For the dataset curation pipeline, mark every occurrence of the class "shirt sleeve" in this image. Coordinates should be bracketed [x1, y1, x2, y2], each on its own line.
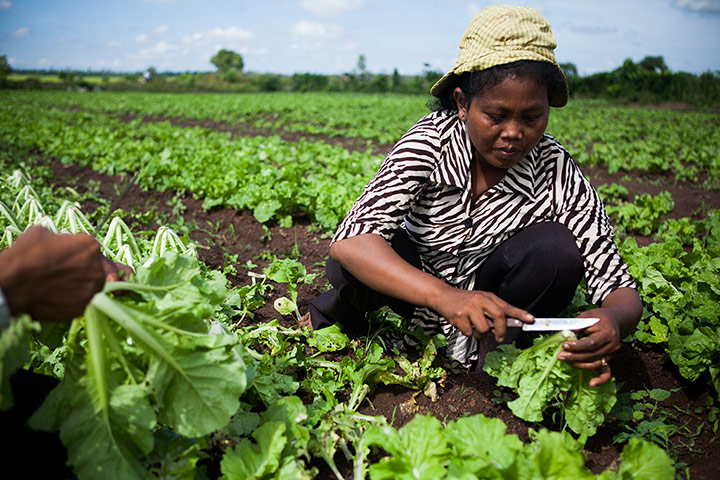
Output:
[332, 116, 441, 244]
[551, 142, 636, 304]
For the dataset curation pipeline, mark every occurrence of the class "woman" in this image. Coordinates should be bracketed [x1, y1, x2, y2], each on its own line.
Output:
[307, 5, 641, 387]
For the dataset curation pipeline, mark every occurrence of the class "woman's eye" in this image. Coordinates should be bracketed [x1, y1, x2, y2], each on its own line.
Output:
[524, 114, 544, 123]
[487, 114, 503, 122]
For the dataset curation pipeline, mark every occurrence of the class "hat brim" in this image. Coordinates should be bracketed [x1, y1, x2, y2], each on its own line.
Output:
[431, 57, 569, 108]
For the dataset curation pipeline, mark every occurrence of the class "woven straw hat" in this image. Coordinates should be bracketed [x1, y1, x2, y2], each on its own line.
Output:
[430, 4, 568, 107]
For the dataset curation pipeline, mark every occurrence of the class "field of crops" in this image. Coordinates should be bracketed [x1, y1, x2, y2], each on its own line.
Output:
[1, 89, 719, 479]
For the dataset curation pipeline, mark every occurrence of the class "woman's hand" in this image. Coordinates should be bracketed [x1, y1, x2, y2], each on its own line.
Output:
[432, 286, 533, 343]
[101, 257, 134, 282]
[557, 309, 621, 386]
[557, 287, 642, 387]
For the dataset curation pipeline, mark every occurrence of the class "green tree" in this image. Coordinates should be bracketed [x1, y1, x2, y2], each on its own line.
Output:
[356, 54, 369, 82]
[559, 62, 578, 78]
[391, 68, 401, 91]
[639, 56, 668, 74]
[0, 55, 11, 82]
[210, 49, 244, 73]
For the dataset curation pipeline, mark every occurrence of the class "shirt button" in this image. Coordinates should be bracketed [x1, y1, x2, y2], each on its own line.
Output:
[463, 218, 473, 228]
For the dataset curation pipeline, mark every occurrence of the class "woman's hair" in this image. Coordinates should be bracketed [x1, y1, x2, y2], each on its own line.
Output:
[430, 60, 566, 112]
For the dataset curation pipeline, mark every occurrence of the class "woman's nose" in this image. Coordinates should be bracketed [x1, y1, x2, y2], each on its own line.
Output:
[501, 120, 522, 140]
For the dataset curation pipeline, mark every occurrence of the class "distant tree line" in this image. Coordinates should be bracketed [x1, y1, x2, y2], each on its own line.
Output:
[1, 51, 718, 107]
[560, 55, 720, 106]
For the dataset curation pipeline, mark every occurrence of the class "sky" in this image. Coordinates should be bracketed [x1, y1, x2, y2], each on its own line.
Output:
[1, 0, 719, 76]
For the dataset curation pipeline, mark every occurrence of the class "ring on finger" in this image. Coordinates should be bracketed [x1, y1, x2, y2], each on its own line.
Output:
[600, 357, 608, 368]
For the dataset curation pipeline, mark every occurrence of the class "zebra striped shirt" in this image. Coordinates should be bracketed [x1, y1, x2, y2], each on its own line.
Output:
[332, 109, 636, 365]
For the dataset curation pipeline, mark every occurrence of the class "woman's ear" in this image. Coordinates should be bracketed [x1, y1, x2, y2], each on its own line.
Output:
[453, 87, 468, 122]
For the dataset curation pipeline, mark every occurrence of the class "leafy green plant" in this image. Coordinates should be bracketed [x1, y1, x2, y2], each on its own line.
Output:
[26, 254, 250, 479]
[597, 183, 629, 205]
[365, 413, 675, 480]
[376, 338, 447, 402]
[483, 330, 617, 438]
[606, 191, 674, 236]
[612, 387, 707, 460]
[621, 213, 720, 397]
[264, 256, 318, 322]
[612, 388, 678, 449]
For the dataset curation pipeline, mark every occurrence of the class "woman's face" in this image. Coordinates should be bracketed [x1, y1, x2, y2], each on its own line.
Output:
[454, 75, 550, 171]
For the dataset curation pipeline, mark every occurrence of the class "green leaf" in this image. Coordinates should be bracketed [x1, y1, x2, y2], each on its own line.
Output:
[30, 362, 156, 480]
[144, 427, 202, 480]
[445, 415, 523, 476]
[223, 402, 261, 437]
[616, 438, 675, 480]
[564, 370, 617, 437]
[366, 414, 449, 480]
[0, 315, 39, 410]
[648, 388, 672, 402]
[259, 396, 310, 459]
[252, 364, 300, 407]
[306, 324, 349, 352]
[221, 421, 287, 479]
[274, 297, 297, 316]
[148, 337, 248, 437]
[254, 199, 282, 223]
[522, 429, 594, 480]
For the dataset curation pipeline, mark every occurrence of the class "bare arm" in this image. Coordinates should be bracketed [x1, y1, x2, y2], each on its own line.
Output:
[558, 287, 643, 386]
[330, 233, 533, 342]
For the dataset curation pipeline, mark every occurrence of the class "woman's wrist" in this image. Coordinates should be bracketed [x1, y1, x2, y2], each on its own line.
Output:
[599, 288, 642, 339]
[423, 280, 457, 315]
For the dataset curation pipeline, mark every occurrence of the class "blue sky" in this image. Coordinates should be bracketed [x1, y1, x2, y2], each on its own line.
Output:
[1, 0, 719, 76]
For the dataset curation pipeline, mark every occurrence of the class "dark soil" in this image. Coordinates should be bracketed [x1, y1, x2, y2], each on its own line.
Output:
[40, 110, 720, 479]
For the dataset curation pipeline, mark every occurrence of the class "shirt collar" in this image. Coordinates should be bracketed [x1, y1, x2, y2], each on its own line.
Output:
[429, 113, 538, 200]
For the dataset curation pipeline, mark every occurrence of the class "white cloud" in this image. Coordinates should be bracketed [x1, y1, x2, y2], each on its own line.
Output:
[299, 0, 366, 16]
[91, 58, 123, 70]
[182, 26, 254, 46]
[290, 21, 345, 53]
[107, 40, 122, 47]
[8, 26, 29, 39]
[38, 57, 50, 67]
[0, 0, 12, 11]
[674, 0, 720, 13]
[124, 27, 255, 71]
[291, 20, 343, 38]
[135, 33, 149, 43]
[8, 56, 16, 65]
[154, 24, 169, 35]
[137, 40, 180, 59]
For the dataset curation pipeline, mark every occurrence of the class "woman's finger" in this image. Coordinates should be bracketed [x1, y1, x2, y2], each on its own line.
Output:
[589, 360, 612, 387]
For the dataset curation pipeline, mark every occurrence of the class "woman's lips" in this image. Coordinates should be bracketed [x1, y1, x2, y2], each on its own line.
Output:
[494, 148, 520, 160]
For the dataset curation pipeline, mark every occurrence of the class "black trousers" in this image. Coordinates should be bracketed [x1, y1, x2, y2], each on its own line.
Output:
[0, 370, 73, 477]
[308, 222, 584, 337]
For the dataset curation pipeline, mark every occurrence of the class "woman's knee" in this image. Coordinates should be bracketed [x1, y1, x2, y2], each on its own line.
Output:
[525, 222, 583, 278]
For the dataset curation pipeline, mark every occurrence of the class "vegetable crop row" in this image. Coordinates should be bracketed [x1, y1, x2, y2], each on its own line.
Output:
[3, 90, 718, 184]
[0, 95, 384, 230]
